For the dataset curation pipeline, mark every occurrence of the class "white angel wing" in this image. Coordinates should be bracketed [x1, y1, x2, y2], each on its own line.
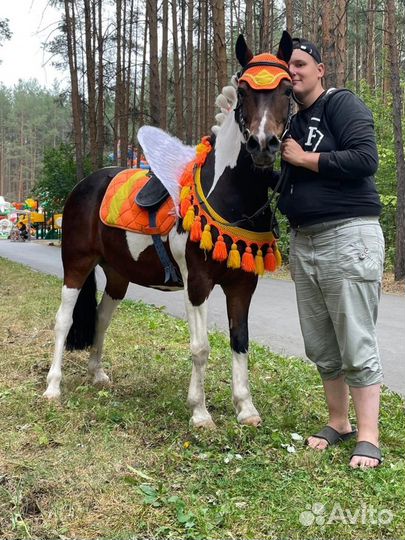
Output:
[137, 126, 196, 212]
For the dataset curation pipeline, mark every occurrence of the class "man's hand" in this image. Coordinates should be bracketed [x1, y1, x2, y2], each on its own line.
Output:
[281, 138, 320, 172]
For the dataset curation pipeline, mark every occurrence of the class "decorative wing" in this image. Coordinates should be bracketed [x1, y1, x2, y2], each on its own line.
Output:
[137, 126, 196, 212]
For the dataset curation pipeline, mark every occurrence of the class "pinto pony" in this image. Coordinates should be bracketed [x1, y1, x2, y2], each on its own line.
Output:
[44, 33, 294, 428]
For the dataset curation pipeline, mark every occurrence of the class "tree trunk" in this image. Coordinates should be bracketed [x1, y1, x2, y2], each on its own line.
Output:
[210, 0, 228, 92]
[148, 0, 160, 127]
[366, 0, 376, 89]
[185, 0, 194, 143]
[64, 0, 84, 181]
[160, 0, 169, 131]
[387, 0, 405, 280]
[245, 0, 253, 46]
[172, 0, 183, 138]
[84, 0, 97, 170]
[285, 0, 294, 34]
[322, 0, 335, 88]
[335, 0, 348, 87]
[96, 0, 105, 168]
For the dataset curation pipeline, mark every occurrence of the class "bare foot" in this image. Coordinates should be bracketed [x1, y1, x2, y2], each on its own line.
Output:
[306, 422, 354, 451]
[349, 454, 380, 468]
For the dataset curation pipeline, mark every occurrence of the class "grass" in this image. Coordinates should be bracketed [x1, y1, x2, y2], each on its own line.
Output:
[0, 256, 404, 540]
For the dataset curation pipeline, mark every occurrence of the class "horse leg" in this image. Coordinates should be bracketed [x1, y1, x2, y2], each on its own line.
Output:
[87, 266, 129, 386]
[185, 298, 215, 428]
[169, 230, 214, 428]
[43, 285, 82, 400]
[222, 279, 261, 426]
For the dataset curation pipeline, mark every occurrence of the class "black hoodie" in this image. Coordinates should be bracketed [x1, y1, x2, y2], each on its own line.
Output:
[275, 89, 382, 227]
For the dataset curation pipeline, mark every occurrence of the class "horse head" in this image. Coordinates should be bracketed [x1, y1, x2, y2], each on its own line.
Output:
[235, 32, 293, 168]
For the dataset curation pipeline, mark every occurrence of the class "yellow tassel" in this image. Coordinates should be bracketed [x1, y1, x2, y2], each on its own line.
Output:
[180, 186, 191, 200]
[190, 215, 202, 242]
[274, 246, 282, 268]
[200, 224, 213, 251]
[255, 249, 265, 276]
[241, 246, 256, 272]
[212, 235, 228, 261]
[227, 243, 241, 269]
[183, 206, 195, 231]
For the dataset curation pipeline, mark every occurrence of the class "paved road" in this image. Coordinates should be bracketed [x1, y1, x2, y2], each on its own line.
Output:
[1, 239, 404, 395]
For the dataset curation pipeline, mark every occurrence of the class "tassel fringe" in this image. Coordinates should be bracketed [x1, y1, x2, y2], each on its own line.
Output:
[255, 249, 265, 276]
[200, 224, 213, 251]
[241, 246, 255, 273]
[190, 216, 202, 242]
[178, 137, 282, 277]
[212, 235, 228, 261]
[227, 243, 241, 269]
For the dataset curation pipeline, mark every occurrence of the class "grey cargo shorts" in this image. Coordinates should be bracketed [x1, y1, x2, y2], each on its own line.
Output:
[289, 217, 384, 387]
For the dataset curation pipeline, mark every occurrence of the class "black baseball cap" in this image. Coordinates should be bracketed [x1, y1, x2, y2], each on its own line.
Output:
[292, 38, 322, 64]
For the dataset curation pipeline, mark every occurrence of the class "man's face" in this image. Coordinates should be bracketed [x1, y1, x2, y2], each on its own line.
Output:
[288, 49, 324, 98]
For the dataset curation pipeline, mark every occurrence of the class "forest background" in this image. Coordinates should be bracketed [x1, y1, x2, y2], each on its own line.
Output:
[0, 0, 404, 279]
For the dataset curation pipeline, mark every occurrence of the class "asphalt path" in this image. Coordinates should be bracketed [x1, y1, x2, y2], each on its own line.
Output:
[1, 239, 404, 395]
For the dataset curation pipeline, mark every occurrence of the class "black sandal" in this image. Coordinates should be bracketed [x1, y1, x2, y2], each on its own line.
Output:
[305, 425, 358, 446]
[350, 441, 382, 466]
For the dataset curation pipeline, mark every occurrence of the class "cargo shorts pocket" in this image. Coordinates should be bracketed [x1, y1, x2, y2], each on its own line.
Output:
[339, 228, 385, 282]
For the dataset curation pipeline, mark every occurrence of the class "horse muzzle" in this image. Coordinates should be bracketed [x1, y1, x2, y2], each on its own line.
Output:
[246, 133, 280, 168]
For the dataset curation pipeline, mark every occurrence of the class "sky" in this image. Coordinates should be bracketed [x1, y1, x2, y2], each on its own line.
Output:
[0, 0, 67, 88]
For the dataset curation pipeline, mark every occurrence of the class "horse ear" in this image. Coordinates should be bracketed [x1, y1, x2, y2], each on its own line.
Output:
[276, 30, 293, 63]
[236, 34, 254, 67]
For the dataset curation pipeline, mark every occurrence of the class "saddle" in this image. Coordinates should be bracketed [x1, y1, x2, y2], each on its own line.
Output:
[100, 168, 175, 235]
[100, 168, 182, 284]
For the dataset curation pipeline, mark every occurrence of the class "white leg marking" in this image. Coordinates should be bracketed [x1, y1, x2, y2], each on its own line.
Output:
[169, 229, 214, 427]
[232, 352, 261, 425]
[185, 300, 213, 427]
[43, 286, 80, 400]
[88, 292, 121, 387]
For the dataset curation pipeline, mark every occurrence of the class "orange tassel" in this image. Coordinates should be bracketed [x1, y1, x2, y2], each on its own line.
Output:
[212, 235, 228, 261]
[264, 247, 277, 272]
[190, 215, 202, 242]
[227, 243, 241, 269]
[241, 246, 256, 272]
[274, 246, 282, 268]
[183, 206, 195, 231]
[200, 224, 213, 251]
[180, 197, 192, 217]
[255, 249, 265, 276]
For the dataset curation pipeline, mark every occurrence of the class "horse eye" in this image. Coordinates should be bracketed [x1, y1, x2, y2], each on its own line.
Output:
[285, 87, 292, 97]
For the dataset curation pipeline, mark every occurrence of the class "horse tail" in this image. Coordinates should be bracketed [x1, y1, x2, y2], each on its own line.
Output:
[66, 270, 97, 350]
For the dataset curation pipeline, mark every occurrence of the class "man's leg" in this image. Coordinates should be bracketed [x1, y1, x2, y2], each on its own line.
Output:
[306, 374, 353, 450]
[349, 384, 381, 468]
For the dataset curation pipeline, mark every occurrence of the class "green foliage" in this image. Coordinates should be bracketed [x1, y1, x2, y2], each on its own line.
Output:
[1, 258, 405, 539]
[33, 144, 91, 213]
[0, 81, 71, 202]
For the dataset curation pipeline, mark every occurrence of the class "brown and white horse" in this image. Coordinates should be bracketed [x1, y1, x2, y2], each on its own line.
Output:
[43, 33, 293, 428]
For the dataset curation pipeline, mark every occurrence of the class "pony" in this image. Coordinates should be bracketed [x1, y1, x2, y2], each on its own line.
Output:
[43, 32, 294, 429]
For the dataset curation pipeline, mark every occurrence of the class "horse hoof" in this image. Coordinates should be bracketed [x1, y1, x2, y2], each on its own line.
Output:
[42, 389, 61, 401]
[92, 373, 111, 387]
[240, 415, 262, 427]
[193, 418, 217, 430]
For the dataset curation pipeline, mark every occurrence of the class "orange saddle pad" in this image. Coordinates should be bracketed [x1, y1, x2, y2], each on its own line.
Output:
[100, 169, 176, 235]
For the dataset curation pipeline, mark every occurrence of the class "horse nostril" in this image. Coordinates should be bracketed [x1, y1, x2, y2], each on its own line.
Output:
[266, 134, 280, 153]
[246, 134, 260, 154]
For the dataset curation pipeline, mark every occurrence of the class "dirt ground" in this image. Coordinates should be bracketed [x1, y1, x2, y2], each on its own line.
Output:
[382, 272, 405, 295]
